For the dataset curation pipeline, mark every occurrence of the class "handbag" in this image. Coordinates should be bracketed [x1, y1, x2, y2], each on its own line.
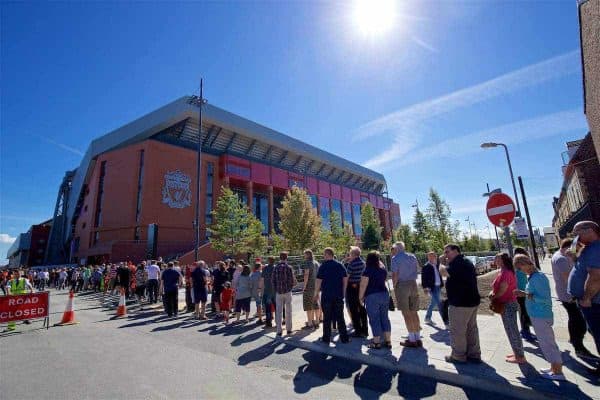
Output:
[490, 298, 505, 314]
[386, 279, 396, 311]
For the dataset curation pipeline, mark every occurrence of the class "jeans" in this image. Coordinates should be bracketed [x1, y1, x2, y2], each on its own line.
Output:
[364, 291, 391, 338]
[263, 293, 275, 323]
[579, 303, 600, 355]
[346, 284, 368, 336]
[561, 301, 588, 350]
[425, 285, 443, 321]
[275, 292, 292, 333]
[147, 279, 159, 304]
[321, 297, 348, 342]
[164, 291, 178, 316]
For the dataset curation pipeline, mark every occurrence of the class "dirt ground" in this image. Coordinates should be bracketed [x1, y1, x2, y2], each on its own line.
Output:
[415, 269, 499, 316]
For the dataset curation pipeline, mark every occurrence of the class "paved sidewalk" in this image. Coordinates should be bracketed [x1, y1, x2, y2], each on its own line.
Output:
[267, 259, 599, 400]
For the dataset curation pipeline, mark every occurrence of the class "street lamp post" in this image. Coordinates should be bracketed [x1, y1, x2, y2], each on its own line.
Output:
[481, 143, 521, 217]
[194, 79, 207, 262]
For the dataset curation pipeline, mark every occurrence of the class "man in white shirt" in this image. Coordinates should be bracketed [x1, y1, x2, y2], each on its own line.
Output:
[146, 261, 161, 304]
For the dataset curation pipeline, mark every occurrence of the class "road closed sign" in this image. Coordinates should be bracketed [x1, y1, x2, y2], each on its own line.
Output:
[486, 193, 516, 227]
[0, 292, 49, 323]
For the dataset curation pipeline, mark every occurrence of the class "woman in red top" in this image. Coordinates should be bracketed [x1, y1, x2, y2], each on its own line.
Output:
[220, 282, 234, 325]
[489, 253, 526, 364]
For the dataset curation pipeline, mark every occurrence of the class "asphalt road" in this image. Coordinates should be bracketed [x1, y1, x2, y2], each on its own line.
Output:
[0, 290, 517, 399]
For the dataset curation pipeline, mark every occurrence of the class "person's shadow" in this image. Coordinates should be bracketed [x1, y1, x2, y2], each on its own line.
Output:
[237, 341, 293, 366]
[429, 325, 451, 345]
[293, 351, 362, 394]
[353, 365, 396, 399]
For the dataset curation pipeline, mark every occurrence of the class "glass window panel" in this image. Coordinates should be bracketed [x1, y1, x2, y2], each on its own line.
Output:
[320, 197, 331, 230]
[343, 201, 353, 231]
[331, 199, 342, 228]
[352, 203, 362, 236]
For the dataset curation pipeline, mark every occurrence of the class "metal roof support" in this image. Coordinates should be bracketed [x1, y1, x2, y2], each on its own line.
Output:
[175, 119, 188, 139]
[278, 150, 289, 164]
[316, 163, 327, 176]
[304, 159, 315, 174]
[208, 128, 223, 148]
[225, 132, 238, 151]
[245, 139, 258, 155]
[292, 155, 303, 169]
[264, 145, 274, 161]
[202, 126, 220, 148]
[326, 167, 337, 179]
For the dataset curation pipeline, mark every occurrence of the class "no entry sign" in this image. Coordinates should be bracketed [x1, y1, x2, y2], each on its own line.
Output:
[0, 292, 49, 324]
[486, 193, 516, 227]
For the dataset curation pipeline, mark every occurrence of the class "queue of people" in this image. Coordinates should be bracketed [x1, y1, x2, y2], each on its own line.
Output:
[2, 220, 599, 382]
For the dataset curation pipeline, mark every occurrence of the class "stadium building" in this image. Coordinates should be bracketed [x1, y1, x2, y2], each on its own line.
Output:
[44, 96, 401, 265]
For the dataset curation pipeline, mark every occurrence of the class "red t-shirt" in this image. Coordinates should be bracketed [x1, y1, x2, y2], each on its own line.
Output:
[492, 268, 517, 303]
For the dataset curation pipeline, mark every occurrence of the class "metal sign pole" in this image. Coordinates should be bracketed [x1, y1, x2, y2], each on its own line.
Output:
[518, 176, 540, 269]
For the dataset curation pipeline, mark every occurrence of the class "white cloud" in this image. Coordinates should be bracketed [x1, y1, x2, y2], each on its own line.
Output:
[0, 234, 17, 244]
[366, 109, 587, 170]
[353, 50, 579, 142]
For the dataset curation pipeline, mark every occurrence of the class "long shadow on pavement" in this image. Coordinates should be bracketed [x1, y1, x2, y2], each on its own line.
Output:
[293, 351, 362, 395]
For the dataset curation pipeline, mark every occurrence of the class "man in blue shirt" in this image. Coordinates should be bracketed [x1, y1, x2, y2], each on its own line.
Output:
[568, 221, 600, 376]
[314, 247, 349, 344]
[161, 262, 182, 318]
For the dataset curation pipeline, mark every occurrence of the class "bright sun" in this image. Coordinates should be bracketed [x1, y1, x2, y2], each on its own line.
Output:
[354, 0, 396, 36]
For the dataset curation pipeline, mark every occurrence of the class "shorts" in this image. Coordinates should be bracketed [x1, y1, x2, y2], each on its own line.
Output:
[234, 297, 251, 313]
[394, 280, 419, 312]
[135, 285, 146, 297]
[192, 287, 208, 304]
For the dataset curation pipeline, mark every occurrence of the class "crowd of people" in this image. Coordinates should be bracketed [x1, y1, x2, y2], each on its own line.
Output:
[2, 220, 599, 382]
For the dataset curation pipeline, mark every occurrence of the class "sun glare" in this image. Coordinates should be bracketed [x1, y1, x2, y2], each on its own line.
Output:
[354, 0, 396, 36]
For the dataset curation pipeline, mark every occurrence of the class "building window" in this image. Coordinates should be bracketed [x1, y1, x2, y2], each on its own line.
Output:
[273, 195, 284, 234]
[343, 201, 353, 231]
[232, 187, 248, 206]
[352, 203, 362, 236]
[135, 150, 145, 224]
[288, 178, 304, 189]
[320, 197, 331, 230]
[331, 199, 342, 228]
[205, 162, 215, 236]
[94, 161, 107, 228]
[134, 226, 141, 241]
[253, 193, 269, 234]
[226, 163, 250, 178]
[73, 237, 80, 253]
[310, 194, 318, 210]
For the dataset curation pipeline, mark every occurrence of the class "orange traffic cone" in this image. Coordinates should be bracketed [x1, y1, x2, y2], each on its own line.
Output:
[116, 288, 127, 317]
[55, 290, 79, 326]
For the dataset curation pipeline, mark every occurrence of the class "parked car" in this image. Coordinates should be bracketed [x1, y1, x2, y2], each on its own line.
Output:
[485, 256, 497, 270]
[465, 256, 489, 275]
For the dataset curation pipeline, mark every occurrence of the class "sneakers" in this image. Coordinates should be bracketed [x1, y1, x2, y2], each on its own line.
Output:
[445, 355, 466, 364]
[540, 371, 566, 381]
[276, 332, 283, 337]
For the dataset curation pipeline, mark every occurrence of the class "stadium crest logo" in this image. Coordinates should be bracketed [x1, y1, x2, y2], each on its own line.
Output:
[162, 170, 192, 209]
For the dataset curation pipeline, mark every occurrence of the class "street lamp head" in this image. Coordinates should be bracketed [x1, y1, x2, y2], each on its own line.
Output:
[481, 142, 499, 148]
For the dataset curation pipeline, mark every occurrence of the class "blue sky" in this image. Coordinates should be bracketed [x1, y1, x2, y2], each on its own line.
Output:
[0, 1, 588, 263]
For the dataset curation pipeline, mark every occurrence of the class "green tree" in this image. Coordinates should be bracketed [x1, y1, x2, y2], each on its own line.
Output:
[277, 186, 322, 254]
[209, 187, 266, 257]
[395, 224, 415, 252]
[425, 188, 452, 250]
[412, 207, 431, 252]
[361, 201, 382, 250]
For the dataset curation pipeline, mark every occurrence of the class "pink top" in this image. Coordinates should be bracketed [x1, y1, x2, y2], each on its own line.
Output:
[492, 268, 517, 303]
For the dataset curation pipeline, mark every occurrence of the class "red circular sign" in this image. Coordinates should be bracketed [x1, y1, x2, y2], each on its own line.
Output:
[486, 193, 516, 227]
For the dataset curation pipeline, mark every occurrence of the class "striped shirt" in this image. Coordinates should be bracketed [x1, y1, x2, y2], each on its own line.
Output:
[346, 257, 366, 284]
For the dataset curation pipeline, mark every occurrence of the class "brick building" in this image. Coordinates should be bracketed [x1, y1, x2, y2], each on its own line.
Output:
[578, 0, 600, 159]
[552, 133, 600, 237]
[46, 96, 401, 265]
[6, 220, 52, 268]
